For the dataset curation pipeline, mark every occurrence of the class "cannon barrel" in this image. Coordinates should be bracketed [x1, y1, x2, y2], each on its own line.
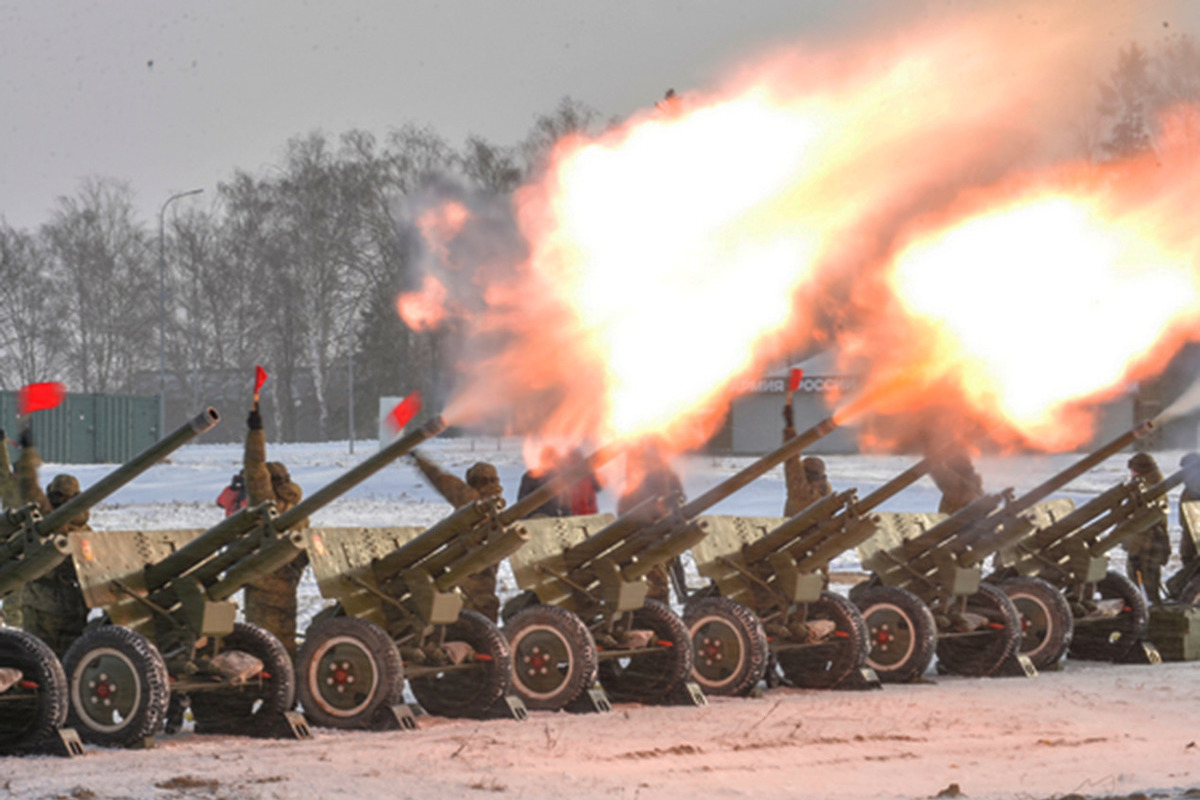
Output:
[679, 417, 838, 519]
[899, 491, 1008, 562]
[570, 416, 841, 571]
[1020, 482, 1132, 556]
[1089, 470, 1183, 556]
[496, 442, 623, 528]
[620, 520, 709, 582]
[34, 408, 220, 537]
[563, 495, 663, 570]
[207, 530, 306, 601]
[1002, 421, 1155, 519]
[434, 524, 530, 591]
[143, 502, 274, 590]
[742, 490, 855, 564]
[273, 416, 447, 532]
[0, 535, 70, 599]
[374, 497, 504, 580]
[780, 457, 937, 563]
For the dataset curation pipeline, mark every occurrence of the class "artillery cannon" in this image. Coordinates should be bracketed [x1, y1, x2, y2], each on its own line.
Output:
[291, 443, 632, 724]
[57, 416, 444, 747]
[988, 456, 1179, 665]
[687, 456, 937, 692]
[0, 408, 219, 754]
[853, 422, 1155, 678]
[505, 417, 861, 705]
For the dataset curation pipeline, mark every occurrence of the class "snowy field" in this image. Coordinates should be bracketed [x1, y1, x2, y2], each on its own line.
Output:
[4, 434, 1200, 800]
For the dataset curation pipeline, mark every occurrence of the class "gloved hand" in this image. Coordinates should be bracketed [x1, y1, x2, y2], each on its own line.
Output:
[18, 427, 32, 449]
[783, 404, 794, 429]
[247, 409, 263, 430]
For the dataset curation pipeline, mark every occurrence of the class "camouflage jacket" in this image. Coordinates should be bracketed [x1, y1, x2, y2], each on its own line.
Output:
[244, 427, 307, 528]
[412, 451, 479, 508]
[1125, 469, 1170, 564]
[0, 438, 16, 510]
[783, 425, 829, 517]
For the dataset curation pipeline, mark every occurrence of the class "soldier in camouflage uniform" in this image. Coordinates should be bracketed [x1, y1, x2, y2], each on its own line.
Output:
[783, 404, 831, 516]
[1124, 452, 1170, 604]
[617, 442, 685, 603]
[10, 428, 90, 657]
[0, 429, 21, 628]
[929, 448, 985, 515]
[410, 451, 503, 621]
[1178, 452, 1200, 569]
[241, 404, 308, 661]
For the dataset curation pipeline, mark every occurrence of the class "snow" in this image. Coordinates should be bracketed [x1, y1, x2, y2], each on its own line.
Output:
[3, 435, 1198, 799]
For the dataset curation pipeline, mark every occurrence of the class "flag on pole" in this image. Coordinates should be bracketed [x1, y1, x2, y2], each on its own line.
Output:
[253, 366, 268, 402]
[788, 368, 804, 393]
[18, 382, 66, 416]
[385, 393, 423, 434]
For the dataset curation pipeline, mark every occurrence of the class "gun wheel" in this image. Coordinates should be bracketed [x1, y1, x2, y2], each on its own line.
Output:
[504, 604, 598, 711]
[597, 599, 693, 703]
[0, 628, 69, 754]
[189, 622, 296, 736]
[1069, 571, 1149, 662]
[854, 585, 937, 684]
[63, 625, 170, 747]
[682, 596, 769, 697]
[775, 591, 868, 689]
[934, 583, 1021, 678]
[409, 610, 512, 718]
[1000, 577, 1073, 670]
[297, 617, 404, 729]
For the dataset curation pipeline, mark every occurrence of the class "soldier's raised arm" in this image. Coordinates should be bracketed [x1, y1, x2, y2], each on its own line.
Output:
[243, 404, 276, 506]
[15, 426, 51, 515]
[411, 449, 475, 507]
[0, 428, 17, 510]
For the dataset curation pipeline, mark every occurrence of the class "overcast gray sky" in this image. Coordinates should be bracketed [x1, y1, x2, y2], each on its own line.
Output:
[1, 0, 1194, 231]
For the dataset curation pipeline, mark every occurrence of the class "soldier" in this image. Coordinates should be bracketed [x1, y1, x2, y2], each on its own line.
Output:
[929, 448, 985, 515]
[618, 441, 685, 603]
[0, 428, 21, 628]
[565, 448, 602, 515]
[410, 451, 504, 621]
[1179, 452, 1200, 568]
[1124, 451, 1170, 604]
[241, 403, 308, 661]
[783, 403, 831, 516]
[516, 446, 570, 518]
[10, 427, 89, 657]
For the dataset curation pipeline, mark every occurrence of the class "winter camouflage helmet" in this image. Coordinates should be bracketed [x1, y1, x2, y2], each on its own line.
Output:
[466, 462, 502, 497]
[802, 456, 826, 482]
[1128, 452, 1158, 476]
[46, 473, 80, 507]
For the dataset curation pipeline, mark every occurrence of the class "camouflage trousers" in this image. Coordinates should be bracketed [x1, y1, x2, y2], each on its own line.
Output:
[15, 575, 89, 659]
[461, 566, 499, 623]
[243, 555, 307, 662]
[1127, 556, 1165, 605]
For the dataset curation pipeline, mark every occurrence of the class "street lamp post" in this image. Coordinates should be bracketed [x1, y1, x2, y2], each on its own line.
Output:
[158, 188, 204, 433]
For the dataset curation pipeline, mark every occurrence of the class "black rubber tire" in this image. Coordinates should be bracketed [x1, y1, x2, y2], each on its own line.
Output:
[1178, 575, 1200, 607]
[0, 628, 69, 754]
[1069, 571, 1150, 662]
[1000, 577, 1074, 670]
[934, 583, 1021, 678]
[683, 596, 769, 697]
[409, 610, 513, 718]
[189, 622, 296, 736]
[63, 625, 170, 747]
[296, 617, 405, 729]
[597, 599, 693, 703]
[775, 591, 868, 689]
[505, 604, 599, 711]
[854, 585, 938, 684]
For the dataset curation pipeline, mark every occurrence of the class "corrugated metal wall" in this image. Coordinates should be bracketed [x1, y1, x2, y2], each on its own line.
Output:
[0, 392, 159, 464]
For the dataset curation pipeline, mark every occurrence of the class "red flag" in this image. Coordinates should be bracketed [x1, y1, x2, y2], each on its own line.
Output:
[385, 393, 423, 434]
[254, 365, 269, 398]
[18, 382, 65, 415]
[788, 368, 804, 393]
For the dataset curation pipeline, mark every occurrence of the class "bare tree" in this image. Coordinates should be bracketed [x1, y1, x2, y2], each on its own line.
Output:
[0, 221, 65, 386]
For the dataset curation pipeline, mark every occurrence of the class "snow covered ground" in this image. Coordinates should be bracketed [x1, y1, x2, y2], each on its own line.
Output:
[3, 434, 1199, 799]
